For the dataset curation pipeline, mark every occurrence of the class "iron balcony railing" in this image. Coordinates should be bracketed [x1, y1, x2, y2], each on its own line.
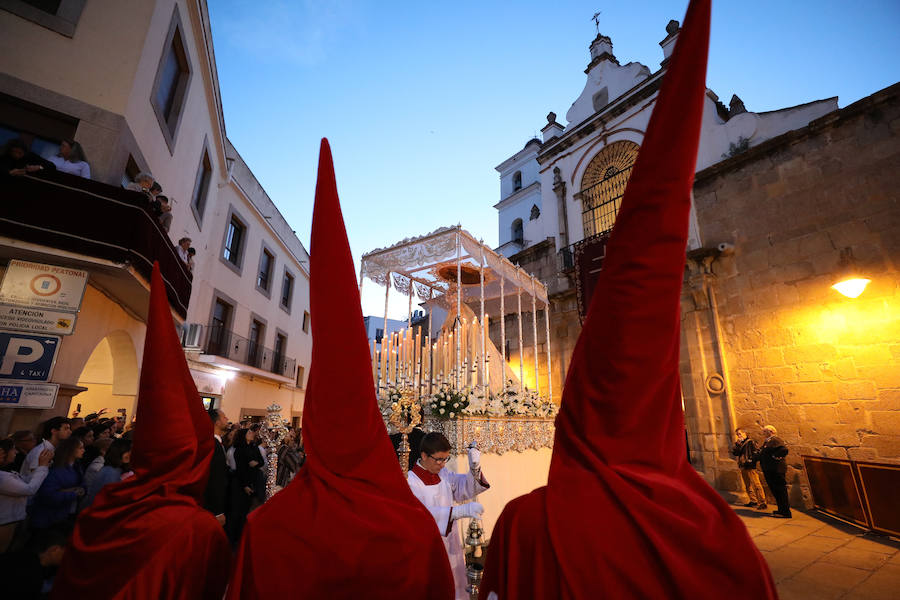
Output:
[200, 324, 296, 378]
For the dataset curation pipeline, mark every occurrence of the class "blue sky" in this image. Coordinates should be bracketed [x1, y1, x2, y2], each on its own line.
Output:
[208, 0, 900, 317]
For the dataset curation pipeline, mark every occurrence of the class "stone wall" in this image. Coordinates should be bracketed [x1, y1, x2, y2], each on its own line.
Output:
[684, 83, 900, 506]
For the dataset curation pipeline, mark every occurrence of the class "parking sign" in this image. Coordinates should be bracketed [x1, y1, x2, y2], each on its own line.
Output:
[0, 331, 60, 381]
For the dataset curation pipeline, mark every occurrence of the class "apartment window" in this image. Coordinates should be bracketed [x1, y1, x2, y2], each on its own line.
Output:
[151, 7, 192, 150]
[257, 248, 274, 294]
[280, 271, 294, 311]
[302, 311, 310, 334]
[375, 328, 384, 343]
[223, 216, 245, 267]
[191, 147, 212, 225]
[296, 365, 305, 389]
[2, 0, 86, 36]
[248, 319, 265, 368]
[207, 298, 233, 356]
[273, 333, 287, 374]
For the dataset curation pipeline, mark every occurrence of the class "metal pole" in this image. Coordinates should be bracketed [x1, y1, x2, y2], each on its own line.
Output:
[383, 271, 390, 391]
[545, 298, 553, 404]
[479, 242, 486, 390]
[531, 276, 539, 395]
[500, 274, 506, 397]
[407, 276, 414, 329]
[455, 227, 462, 390]
[516, 269, 524, 395]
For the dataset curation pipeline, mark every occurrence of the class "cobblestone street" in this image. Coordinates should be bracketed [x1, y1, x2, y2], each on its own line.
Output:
[737, 507, 900, 599]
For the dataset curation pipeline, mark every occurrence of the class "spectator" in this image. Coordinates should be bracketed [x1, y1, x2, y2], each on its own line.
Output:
[1, 138, 56, 177]
[71, 426, 94, 447]
[731, 429, 766, 510]
[91, 422, 112, 442]
[125, 171, 154, 196]
[47, 139, 91, 179]
[69, 417, 85, 430]
[83, 413, 99, 425]
[276, 429, 302, 488]
[187, 247, 196, 272]
[228, 427, 262, 543]
[83, 438, 131, 509]
[0, 527, 67, 600]
[155, 194, 174, 232]
[177, 237, 192, 265]
[204, 408, 229, 527]
[759, 425, 791, 518]
[31, 437, 85, 531]
[0, 439, 53, 553]
[20, 417, 71, 483]
[81, 437, 113, 492]
[6, 431, 36, 474]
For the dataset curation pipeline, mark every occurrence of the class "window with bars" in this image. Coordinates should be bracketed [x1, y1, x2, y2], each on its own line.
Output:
[578, 141, 640, 238]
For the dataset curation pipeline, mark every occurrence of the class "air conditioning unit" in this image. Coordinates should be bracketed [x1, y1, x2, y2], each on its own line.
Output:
[182, 323, 204, 348]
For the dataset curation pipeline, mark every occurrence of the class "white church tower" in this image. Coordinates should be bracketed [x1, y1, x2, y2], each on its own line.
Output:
[494, 19, 838, 264]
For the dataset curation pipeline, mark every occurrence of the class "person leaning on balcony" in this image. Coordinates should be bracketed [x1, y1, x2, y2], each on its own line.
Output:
[1, 138, 56, 177]
[177, 237, 192, 265]
[125, 171, 154, 199]
[731, 429, 767, 510]
[759, 425, 792, 518]
[48, 139, 91, 179]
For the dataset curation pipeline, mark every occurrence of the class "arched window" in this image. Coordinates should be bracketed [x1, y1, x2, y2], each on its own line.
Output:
[511, 218, 524, 244]
[577, 140, 640, 238]
[512, 171, 522, 192]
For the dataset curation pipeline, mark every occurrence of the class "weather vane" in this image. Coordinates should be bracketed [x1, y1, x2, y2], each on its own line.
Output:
[592, 11, 602, 34]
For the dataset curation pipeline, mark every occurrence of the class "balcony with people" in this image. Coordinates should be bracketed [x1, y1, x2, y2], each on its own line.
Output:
[1, 133, 193, 319]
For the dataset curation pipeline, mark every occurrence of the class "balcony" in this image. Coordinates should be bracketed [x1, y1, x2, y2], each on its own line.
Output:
[0, 170, 192, 319]
[190, 323, 296, 380]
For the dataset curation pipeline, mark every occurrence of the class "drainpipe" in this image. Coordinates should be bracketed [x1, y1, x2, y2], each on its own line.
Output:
[688, 246, 738, 444]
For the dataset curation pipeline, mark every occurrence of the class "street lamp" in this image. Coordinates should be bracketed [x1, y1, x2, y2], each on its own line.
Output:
[831, 277, 870, 299]
[831, 247, 870, 298]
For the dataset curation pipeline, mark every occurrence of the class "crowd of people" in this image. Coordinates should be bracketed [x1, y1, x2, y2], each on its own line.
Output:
[0, 411, 305, 597]
[1, 133, 196, 272]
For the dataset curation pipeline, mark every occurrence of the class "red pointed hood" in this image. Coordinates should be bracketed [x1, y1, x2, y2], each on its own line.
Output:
[532, 0, 778, 595]
[301, 139, 414, 488]
[225, 139, 454, 599]
[53, 263, 228, 599]
[551, 0, 709, 481]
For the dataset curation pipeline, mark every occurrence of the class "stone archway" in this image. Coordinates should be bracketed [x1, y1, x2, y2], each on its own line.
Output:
[70, 330, 139, 422]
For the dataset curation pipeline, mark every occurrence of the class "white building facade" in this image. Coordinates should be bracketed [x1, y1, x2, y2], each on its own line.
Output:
[0, 0, 310, 432]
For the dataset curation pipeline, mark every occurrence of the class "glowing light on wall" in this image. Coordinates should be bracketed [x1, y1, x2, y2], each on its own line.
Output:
[831, 278, 871, 299]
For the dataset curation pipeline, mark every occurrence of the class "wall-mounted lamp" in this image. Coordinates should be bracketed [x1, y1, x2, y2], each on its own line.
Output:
[831, 247, 870, 298]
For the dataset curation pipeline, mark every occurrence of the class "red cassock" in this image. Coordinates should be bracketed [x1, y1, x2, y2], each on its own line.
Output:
[480, 1, 779, 598]
[51, 264, 230, 600]
[226, 140, 455, 599]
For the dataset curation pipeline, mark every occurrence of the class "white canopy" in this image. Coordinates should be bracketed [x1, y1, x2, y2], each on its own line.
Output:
[361, 226, 549, 311]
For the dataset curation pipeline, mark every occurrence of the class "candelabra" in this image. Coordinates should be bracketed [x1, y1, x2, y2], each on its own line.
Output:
[261, 402, 288, 499]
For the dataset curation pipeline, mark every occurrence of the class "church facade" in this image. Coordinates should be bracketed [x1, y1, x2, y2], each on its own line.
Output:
[494, 20, 900, 507]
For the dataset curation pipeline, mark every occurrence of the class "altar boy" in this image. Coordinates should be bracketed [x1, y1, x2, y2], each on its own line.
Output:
[409, 433, 489, 600]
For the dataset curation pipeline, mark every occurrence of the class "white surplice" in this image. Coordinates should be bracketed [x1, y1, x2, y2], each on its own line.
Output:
[408, 464, 489, 600]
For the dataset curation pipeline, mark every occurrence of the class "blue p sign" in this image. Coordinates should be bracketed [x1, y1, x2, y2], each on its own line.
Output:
[0, 332, 59, 382]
